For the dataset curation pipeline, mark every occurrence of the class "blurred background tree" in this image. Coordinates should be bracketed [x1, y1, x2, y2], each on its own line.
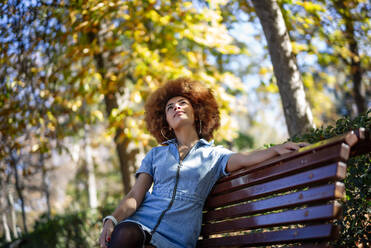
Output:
[0, 0, 369, 246]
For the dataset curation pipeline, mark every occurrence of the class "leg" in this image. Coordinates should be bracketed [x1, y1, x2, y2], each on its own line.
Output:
[109, 222, 145, 248]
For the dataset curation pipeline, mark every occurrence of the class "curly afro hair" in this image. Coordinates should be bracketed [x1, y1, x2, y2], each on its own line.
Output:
[145, 77, 220, 144]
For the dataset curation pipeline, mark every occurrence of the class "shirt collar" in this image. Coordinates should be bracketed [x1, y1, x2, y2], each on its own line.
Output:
[161, 138, 177, 145]
[198, 138, 214, 146]
[161, 138, 214, 147]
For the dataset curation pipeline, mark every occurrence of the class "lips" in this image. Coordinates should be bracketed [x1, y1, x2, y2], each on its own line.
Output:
[174, 111, 185, 118]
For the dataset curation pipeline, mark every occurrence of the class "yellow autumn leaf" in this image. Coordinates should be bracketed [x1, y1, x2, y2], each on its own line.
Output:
[47, 111, 56, 122]
[296, 1, 325, 12]
[159, 16, 171, 25]
[75, 21, 89, 30]
[47, 122, 55, 131]
[259, 67, 269, 75]
[93, 110, 104, 121]
[291, 42, 308, 54]
[111, 108, 119, 118]
[265, 83, 279, 93]
[183, 2, 193, 8]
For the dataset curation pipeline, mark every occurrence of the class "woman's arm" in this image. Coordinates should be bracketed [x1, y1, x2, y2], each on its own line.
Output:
[226, 142, 306, 173]
[110, 173, 153, 222]
[99, 173, 153, 248]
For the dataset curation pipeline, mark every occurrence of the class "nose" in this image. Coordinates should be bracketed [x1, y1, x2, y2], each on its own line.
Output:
[174, 104, 181, 110]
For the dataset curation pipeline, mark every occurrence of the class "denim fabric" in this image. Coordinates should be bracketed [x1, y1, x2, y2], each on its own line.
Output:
[125, 138, 233, 248]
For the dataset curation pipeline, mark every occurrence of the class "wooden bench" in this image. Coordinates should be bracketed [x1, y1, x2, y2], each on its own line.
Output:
[198, 128, 370, 247]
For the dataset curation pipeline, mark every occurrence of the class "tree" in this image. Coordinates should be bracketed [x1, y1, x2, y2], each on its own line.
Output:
[329, 0, 368, 115]
[250, 0, 314, 137]
[277, 0, 370, 120]
[41, 0, 244, 193]
[0, 1, 244, 235]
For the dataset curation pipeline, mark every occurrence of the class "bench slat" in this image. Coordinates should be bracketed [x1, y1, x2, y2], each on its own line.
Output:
[204, 182, 345, 222]
[198, 224, 337, 247]
[206, 162, 346, 209]
[287, 244, 331, 248]
[202, 202, 341, 235]
[212, 143, 349, 195]
[217, 132, 356, 184]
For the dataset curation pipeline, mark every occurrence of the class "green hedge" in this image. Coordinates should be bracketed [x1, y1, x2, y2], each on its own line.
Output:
[0, 205, 115, 248]
[10, 211, 98, 248]
[291, 110, 370, 247]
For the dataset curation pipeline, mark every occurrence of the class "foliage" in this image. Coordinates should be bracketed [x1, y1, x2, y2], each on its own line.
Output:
[291, 109, 371, 247]
[241, 0, 370, 125]
[280, 0, 370, 122]
[234, 131, 255, 150]
[0, 205, 115, 248]
[0, 0, 245, 235]
[218, 131, 255, 151]
[0, 0, 245, 193]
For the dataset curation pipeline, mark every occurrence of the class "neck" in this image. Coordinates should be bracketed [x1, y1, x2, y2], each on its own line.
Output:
[174, 125, 199, 148]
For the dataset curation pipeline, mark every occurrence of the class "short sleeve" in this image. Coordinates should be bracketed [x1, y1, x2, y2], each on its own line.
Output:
[135, 149, 154, 178]
[213, 146, 234, 178]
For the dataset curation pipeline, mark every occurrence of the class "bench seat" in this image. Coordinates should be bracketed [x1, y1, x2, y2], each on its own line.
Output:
[198, 128, 370, 247]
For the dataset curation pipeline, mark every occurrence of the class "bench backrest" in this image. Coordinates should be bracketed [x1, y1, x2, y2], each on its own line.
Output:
[198, 128, 370, 247]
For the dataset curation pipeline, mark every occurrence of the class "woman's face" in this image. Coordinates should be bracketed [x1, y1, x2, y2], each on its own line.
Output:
[165, 96, 195, 130]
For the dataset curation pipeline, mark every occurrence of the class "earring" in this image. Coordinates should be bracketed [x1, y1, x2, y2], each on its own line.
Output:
[199, 119, 202, 135]
[161, 128, 169, 140]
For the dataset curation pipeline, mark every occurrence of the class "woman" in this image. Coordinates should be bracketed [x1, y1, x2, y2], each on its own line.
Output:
[99, 78, 305, 248]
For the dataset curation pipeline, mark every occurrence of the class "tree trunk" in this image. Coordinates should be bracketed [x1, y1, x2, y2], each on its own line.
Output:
[10, 152, 27, 233]
[7, 192, 18, 239]
[40, 153, 51, 219]
[88, 22, 134, 194]
[84, 126, 98, 209]
[1, 174, 12, 242]
[1, 213, 11, 242]
[251, 0, 314, 137]
[104, 92, 132, 195]
[332, 0, 367, 115]
[94, 52, 132, 194]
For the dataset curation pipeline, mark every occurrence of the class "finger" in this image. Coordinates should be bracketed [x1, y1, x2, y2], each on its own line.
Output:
[104, 228, 112, 248]
[283, 142, 298, 150]
[105, 236, 111, 247]
[285, 143, 300, 151]
[104, 231, 110, 248]
[100, 229, 107, 248]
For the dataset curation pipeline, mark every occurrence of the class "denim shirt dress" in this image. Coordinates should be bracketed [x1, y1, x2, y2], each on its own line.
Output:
[124, 138, 234, 248]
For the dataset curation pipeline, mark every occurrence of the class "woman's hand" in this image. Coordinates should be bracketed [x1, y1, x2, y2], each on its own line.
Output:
[99, 220, 115, 248]
[270, 141, 308, 155]
[98, 174, 153, 247]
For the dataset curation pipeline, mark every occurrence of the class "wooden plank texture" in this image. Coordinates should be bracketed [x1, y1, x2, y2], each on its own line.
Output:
[218, 133, 354, 183]
[206, 162, 346, 209]
[204, 183, 345, 222]
[202, 203, 341, 235]
[198, 224, 337, 247]
[212, 143, 349, 195]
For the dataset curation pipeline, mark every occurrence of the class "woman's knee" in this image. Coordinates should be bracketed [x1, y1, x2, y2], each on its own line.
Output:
[109, 222, 145, 248]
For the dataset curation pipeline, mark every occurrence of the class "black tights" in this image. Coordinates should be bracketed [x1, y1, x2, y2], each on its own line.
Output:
[108, 222, 153, 248]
